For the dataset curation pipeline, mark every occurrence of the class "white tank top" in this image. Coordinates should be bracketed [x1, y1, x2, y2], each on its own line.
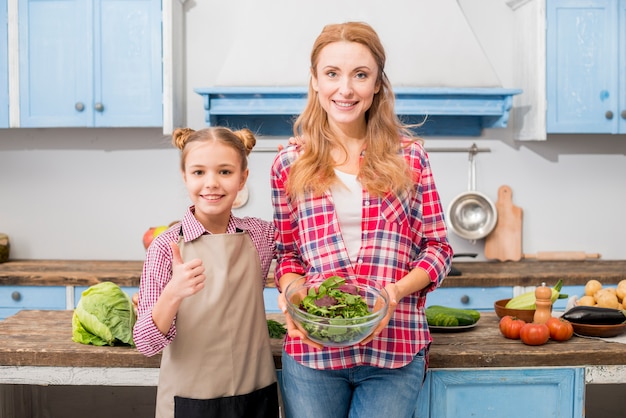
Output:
[331, 169, 363, 263]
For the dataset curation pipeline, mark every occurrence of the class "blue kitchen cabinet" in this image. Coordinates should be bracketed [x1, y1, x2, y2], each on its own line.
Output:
[0, 285, 66, 320]
[0, 0, 8, 128]
[547, 0, 626, 133]
[415, 368, 584, 418]
[18, 0, 162, 127]
[426, 287, 512, 310]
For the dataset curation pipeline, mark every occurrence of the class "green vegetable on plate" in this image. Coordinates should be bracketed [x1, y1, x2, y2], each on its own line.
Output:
[426, 305, 480, 327]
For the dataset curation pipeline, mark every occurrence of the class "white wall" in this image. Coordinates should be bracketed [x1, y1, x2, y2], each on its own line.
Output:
[1, 0, 625, 261]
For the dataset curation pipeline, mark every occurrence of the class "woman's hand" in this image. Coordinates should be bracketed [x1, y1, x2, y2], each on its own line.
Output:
[277, 136, 305, 152]
[360, 283, 399, 345]
[278, 286, 323, 350]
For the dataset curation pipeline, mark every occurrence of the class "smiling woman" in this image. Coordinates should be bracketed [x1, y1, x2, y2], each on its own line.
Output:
[271, 21, 453, 418]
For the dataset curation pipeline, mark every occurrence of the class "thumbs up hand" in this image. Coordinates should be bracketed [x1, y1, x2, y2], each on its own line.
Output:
[167, 241, 206, 300]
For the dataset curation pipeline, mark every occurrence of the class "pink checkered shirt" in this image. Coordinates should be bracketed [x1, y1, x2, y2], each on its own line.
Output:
[133, 206, 276, 357]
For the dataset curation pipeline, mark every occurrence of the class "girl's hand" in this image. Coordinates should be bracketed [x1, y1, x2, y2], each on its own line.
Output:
[165, 242, 206, 300]
[278, 288, 323, 350]
[360, 283, 399, 345]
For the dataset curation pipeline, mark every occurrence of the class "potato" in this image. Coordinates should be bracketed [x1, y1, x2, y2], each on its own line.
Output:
[617, 282, 626, 302]
[594, 288, 609, 301]
[595, 292, 619, 309]
[585, 279, 602, 296]
[578, 295, 596, 306]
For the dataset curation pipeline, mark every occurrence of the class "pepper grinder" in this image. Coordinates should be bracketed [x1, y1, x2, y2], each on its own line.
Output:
[533, 282, 552, 324]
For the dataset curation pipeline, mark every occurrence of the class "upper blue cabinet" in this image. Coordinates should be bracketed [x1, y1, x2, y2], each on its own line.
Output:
[547, 0, 626, 134]
[18, 0, 162, 128]
[0, 1, 8, 128]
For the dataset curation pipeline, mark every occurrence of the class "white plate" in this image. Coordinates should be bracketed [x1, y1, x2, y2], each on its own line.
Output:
[429, 323, 478, 333]
[233, 184, 249, 209]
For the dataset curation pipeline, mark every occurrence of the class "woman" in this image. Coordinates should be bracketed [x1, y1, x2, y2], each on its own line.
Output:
[271, 22, 453, 418]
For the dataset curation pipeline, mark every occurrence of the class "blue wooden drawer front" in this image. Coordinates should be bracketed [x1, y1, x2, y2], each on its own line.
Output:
[263, 287, 280, 313]
[74, 286, 138, 307]
[426, 287, 512, 310]
[554, 285, 584, 310]
[417, 368, 584, 418]
[0, 286, 66, 309]
[0, 308, 22, 320]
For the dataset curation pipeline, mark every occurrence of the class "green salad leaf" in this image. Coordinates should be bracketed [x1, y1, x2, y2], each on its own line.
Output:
[297, 276, 374, 345]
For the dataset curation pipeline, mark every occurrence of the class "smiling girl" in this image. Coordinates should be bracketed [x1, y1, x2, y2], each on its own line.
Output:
[133, 127, 278, 418]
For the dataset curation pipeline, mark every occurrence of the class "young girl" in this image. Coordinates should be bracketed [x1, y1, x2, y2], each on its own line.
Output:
[133, 127, 279, 418]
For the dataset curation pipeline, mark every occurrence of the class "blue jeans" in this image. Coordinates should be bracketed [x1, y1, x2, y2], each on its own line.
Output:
[281, 349, 426, 418]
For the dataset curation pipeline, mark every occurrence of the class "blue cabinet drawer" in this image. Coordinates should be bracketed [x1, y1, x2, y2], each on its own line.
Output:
[263, 287, 280, 313]
[417, 368, 584, 418]
[74, 285, 139, 307]
[1, 285, 66, 308]
[426, 287, 512, 310]
[0, 286, 67, 320]
[554, 285, 584, 310]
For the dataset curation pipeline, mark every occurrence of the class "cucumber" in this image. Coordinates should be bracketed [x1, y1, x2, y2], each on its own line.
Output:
[425, 306, 480, 326]
[426, 311, 459, 327]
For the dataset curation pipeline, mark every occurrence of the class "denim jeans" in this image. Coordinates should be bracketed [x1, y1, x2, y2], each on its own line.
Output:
[280, 349, 426, 418]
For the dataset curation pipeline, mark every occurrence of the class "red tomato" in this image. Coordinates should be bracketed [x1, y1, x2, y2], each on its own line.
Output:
[499, 315, 526, 340]
[546, 317, 574, 341]
[520, 322, 550, 346]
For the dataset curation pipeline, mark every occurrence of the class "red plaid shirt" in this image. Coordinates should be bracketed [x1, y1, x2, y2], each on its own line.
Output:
[133, 207, 276, 357]
[271, 140, 452, 370]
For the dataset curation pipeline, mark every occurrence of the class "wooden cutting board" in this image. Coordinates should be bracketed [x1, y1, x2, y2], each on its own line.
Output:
[484, 185, 523, 261]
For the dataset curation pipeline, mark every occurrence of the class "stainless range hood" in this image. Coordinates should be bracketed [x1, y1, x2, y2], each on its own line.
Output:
[195, 86, 522, 137]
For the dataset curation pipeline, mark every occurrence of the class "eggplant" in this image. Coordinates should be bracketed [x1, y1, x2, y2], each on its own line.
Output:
[562, 306, 626, 325]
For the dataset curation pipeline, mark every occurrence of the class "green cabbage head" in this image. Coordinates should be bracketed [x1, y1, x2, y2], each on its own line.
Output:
[72, 282, 136, 347]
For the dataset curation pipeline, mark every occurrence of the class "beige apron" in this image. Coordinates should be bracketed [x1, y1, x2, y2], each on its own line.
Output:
[155, 231, 277, 418]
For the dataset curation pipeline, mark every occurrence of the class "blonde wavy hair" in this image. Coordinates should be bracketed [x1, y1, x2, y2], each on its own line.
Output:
[288, 21, 421, 198]
[172, 127, 256, 172]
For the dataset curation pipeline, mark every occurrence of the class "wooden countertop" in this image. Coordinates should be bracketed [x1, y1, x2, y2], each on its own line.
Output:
[1, 259, 625, 288]
[1, 310, 625, 370]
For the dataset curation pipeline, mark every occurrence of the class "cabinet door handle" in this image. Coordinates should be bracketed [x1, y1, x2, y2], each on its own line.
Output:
[621, 110, 626, 120]
[75, 102, 85, 112]
[460, 295, 470, 304]
[11, 291, 21, 302]
[605, 110, 614, 120]
[94, 103, 104, 112]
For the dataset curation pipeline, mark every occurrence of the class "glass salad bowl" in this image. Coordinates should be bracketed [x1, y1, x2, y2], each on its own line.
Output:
[285, 276, 389, 348]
